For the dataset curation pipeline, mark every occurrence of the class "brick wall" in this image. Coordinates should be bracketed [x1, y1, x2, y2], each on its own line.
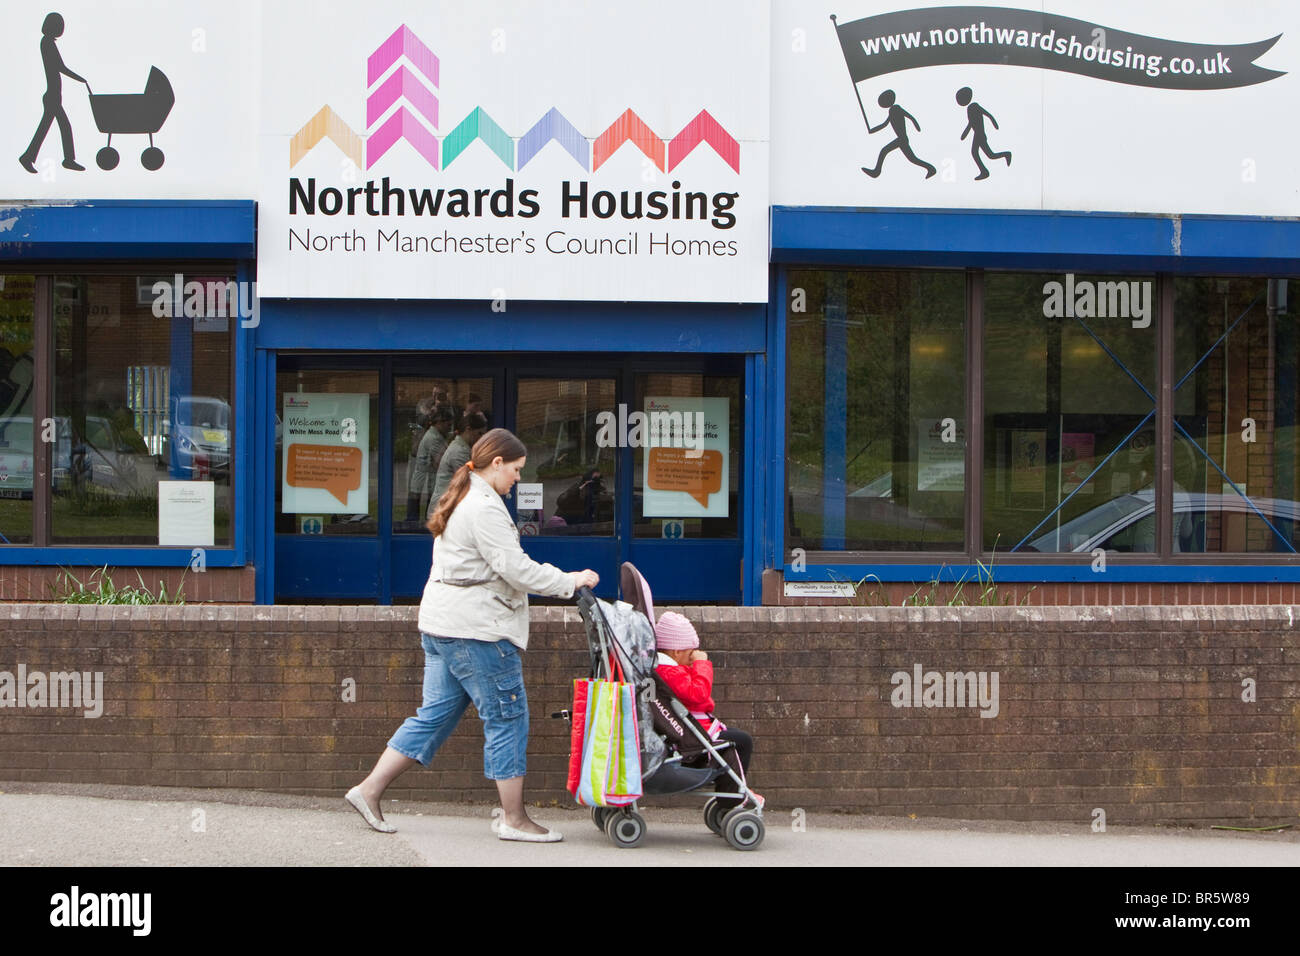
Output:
[1, 603, 1297, 823]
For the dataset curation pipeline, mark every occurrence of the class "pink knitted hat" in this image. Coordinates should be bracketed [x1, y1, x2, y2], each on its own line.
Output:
[655, 612, 699, 650]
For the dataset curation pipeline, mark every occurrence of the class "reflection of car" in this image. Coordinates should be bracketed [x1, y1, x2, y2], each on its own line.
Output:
[1023, 491, 1300, 553]
[0, 417, 73, 499]
[849, 472, 893, 498]
[165, 396, 230, 478]
[76, 416, 153, 495]
[0, 417, 37, 498]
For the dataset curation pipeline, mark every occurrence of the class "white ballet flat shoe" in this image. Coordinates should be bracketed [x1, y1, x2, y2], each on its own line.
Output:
[496, 821, 563, 843]
[345, 786, 397, 833]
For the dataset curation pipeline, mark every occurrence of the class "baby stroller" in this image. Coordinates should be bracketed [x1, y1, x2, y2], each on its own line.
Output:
[89, 66, 175, 171]
[565, 562, 765, 850]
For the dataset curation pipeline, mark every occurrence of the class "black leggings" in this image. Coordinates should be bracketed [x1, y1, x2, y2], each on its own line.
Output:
[714, 727, 753, 797]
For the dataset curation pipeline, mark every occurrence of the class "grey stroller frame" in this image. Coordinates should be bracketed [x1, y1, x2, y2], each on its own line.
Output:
[564, 562, 765, 850]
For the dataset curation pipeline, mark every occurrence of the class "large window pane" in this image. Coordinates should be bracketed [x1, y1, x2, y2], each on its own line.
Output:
[514, 378, 616, 536]
[52, 274, 233, 545]
[787, 269, 965, 552]
[276, 368, 379, 535]
[392, 375, 492, 532]
[633, 373, 739, 538]
[986, 272, 1157, 554]
[0, 274, 36, 544]
[1174, 278, 1300, 553]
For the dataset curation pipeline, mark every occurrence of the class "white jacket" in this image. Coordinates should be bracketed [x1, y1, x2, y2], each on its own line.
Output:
[417, 471, 573, 648]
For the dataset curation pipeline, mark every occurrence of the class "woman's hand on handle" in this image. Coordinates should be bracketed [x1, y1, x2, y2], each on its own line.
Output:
[569, 569, 599, 592]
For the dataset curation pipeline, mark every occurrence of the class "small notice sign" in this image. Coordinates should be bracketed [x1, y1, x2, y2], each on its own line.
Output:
[517, 483, 543, 510]
[158, 480, 215, 546]
[783, 581, 856, 598]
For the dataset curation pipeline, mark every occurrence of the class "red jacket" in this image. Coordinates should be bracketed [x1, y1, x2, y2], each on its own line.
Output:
[655, 653, 722, 736]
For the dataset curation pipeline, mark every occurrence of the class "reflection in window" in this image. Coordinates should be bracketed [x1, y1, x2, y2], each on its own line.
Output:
[392, 376, 492, 533]
[514, 378, 616, 536]
[985, 272, 1157, 554]
[1174, 278, 1300, 553]
[0, 274, 35, 544]
[52, 275, 234, 545]
[787, 269, 965, 552]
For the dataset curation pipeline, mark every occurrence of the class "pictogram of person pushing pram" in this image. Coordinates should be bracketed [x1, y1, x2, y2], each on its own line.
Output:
[18, 11, 175, 174]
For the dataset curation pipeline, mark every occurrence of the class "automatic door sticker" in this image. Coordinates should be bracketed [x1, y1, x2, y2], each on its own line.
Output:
[647, 448, 723, 507]
[287, 444, 362, 505]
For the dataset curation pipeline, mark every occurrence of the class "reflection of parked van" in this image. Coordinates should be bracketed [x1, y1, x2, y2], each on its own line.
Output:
[165, 396, 230, 477]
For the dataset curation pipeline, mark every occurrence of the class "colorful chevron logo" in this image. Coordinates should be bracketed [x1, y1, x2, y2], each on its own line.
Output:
[289, 24, 740, 174]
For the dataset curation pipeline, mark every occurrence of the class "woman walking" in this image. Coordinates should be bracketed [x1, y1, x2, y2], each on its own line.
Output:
[347, 428, 598, 841]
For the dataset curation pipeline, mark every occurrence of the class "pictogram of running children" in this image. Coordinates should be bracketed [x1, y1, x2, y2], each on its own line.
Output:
[859, 86, 1013, 182]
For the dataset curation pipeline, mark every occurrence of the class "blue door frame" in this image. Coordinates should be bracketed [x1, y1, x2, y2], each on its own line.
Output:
[253, 299, 767, 605]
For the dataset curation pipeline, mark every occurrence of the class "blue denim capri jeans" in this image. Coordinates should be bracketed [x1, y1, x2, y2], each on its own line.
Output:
[387, 633, 529, 781]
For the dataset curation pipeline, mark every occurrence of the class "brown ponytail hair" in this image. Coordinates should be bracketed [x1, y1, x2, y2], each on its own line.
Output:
[426, 426, 527, 537]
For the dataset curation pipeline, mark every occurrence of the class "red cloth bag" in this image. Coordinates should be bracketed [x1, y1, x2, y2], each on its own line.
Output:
[565, 678, 591, 797]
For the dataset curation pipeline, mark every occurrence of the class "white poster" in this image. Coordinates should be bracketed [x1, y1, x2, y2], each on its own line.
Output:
[773, 0, 1299, 215]
[1, 1, 258, 200]
[282, 393, 369, 514]
[641, 396, 729, 518]
[257, 0, 770, 301]
[516, 483, 543, 510]
[158, 480, 214, 546]
[915, 417, 964, 492]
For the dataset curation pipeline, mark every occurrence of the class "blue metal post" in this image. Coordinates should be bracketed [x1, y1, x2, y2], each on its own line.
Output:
[823, 272, 848, 548]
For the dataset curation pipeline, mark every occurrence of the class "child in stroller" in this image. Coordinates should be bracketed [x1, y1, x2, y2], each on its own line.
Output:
[570, 563, 765, 850]
[653, 611, 757, 812]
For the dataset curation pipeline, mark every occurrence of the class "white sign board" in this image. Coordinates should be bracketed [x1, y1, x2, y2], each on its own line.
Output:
[784, 581, 857, 598]
[1, 1, 258, 200]
[158, 480, 214, 546]
[516, 483, 543, 510]
[281, 393, 369, 514]
[641, 396, 729, 519]
[915, 417, 964, 492]
[258, 0, 770, 301]
[773, 0, 1298, 215]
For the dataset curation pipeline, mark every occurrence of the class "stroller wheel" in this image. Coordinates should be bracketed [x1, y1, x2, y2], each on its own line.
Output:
[703, 797, 731, 835]
[96, 147, 119, 170]
[605, 810, 646, 849]
[590, 807, 613, 832]
[141, 147, 165, 171]
[723, 809, 765, 851]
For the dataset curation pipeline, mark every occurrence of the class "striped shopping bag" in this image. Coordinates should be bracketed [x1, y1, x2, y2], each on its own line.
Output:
[574, 676, 643, 807]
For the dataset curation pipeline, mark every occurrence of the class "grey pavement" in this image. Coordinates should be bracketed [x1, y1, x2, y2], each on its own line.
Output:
[1, 781, 1297, 866]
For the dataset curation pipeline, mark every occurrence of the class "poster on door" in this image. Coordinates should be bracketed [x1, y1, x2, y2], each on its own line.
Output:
[641, 396, 728, 519]
[282, 393, 369, 514]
